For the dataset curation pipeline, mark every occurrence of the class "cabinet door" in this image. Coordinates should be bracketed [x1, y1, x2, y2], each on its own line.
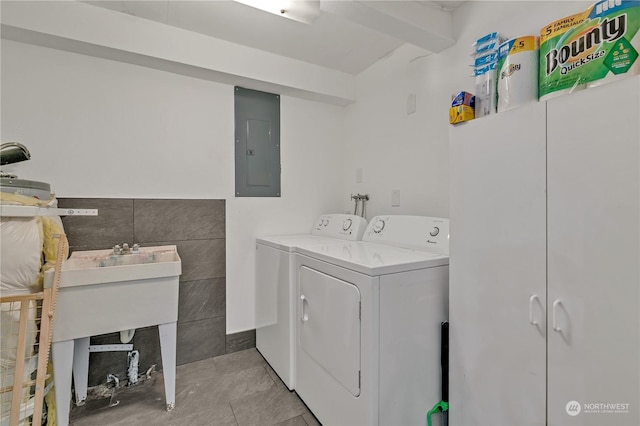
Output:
[449, 102, 547, 426]
[547, 77, 639, 425]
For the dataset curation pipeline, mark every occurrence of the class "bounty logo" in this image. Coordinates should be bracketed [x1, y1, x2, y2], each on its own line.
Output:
[501, 63, 521, 79]
[566, 400, 582, 416]
[545, 14, 627, 75]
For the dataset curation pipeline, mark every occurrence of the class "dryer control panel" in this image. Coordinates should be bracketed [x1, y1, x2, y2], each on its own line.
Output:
[363, 215, 449, 254]
[311, 214, 368, 240]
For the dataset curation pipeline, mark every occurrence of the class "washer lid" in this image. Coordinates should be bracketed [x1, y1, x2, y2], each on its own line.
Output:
[296, 241, 449, 276]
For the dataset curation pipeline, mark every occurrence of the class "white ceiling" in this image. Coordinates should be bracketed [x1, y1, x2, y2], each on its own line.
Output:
[83, 1, 466, 74]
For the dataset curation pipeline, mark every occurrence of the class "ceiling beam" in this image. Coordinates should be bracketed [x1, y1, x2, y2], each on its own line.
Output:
[1, 1, 356, 105]
[320, 0, 455, 53]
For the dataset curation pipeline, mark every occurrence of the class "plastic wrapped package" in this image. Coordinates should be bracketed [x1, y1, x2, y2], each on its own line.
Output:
[0, 192, 67, 293]
[470, 33, 507, 118]
[0, 217, 43, 294]
[0, 191, 66, 425]
[497, 36, 539, 113]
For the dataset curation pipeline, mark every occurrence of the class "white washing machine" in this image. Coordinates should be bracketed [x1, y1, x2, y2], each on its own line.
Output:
[295, 215, 449, 425]
[255, 214, 368, 390]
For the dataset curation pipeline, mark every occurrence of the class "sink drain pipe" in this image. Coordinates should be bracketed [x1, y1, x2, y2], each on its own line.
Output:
[120, 329, 136, 343]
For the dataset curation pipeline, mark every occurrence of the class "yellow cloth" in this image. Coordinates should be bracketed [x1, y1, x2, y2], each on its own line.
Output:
[0, 191, 55, 206]
[41, 216, 69, 271]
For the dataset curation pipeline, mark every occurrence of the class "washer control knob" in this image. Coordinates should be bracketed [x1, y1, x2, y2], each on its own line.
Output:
[373, 219, 386, 234]
[430, 227, 440, 237]
[343, 218, 353, 231]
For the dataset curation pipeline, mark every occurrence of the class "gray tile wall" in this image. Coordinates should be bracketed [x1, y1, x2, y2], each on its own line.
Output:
[58, 198, 255, 387]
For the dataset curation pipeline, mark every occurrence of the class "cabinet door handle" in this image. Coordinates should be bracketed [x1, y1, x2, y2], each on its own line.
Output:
[529, 295, 539, 326]
[301, 295, 309, 322]
[552, 299, 563, 332]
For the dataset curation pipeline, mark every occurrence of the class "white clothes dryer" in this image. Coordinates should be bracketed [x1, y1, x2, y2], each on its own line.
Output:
[294, 215, 449, 425]
[255, 214, 367, 390]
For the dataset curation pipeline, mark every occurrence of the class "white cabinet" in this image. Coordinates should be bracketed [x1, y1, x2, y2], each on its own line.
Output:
[546, 77, 639, 425]
[449, 77, 639, 426]
[449, 101, 547, 426]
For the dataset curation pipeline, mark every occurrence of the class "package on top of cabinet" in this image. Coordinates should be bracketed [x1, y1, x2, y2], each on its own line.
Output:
[472, 32, 508, 54]
[474, 32, 502, 45]
[473, 62, 497, 77]
[497, 36, 539, 112]
[449, 105, 475, 125]
[452, 91, 476, 107]
[475, 71, 496, 117]
[539, 0, 640, 101]
[469, 32, 508, 117]
[450, 91, 475, 124]
[473, 52, 499, 67]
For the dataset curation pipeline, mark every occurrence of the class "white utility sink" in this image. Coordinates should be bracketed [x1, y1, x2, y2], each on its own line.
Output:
[60, 245, 181, 288]
[51, 245, 181, 426]
[53, 245, 181, 341]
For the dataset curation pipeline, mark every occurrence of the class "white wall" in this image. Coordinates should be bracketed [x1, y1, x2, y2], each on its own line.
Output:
[2, 1, 596, 333]
[342, 1, 592, 219]
[1, 41, 234, 197]
[226, 96, 346, 332]
[1, 40, 346, 333]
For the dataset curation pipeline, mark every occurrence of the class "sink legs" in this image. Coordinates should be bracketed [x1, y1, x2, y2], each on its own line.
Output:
[73, 337, 90, 405]
[51, 339, 74, 426]
[158, 322, 177, 411]
[52, 321, 178, 426]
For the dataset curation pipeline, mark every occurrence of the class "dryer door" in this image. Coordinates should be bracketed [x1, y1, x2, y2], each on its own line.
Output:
[299, 266, 361, 396]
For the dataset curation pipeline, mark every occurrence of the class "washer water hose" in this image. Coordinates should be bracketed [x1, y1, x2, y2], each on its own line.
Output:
[351, 193, 369, 218]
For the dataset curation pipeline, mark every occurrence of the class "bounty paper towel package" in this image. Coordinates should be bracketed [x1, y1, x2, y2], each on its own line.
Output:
[539, 0, 640, 101]
[497, 36, 539, 112]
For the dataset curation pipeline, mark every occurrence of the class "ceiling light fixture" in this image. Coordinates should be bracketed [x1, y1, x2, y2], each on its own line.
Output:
[234, 0, 320, 24]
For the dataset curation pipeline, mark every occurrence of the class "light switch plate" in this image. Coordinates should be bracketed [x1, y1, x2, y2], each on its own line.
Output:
[392, 190, 400, 207]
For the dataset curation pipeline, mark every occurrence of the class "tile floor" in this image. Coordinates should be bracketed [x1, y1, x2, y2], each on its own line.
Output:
[69, 349, 321, 426]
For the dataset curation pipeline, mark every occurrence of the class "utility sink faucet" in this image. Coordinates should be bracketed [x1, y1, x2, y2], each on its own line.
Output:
[113, 243, 140, 255]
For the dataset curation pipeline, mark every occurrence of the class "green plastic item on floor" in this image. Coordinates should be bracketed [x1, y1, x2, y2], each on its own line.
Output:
[426, 400, 448, 426]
